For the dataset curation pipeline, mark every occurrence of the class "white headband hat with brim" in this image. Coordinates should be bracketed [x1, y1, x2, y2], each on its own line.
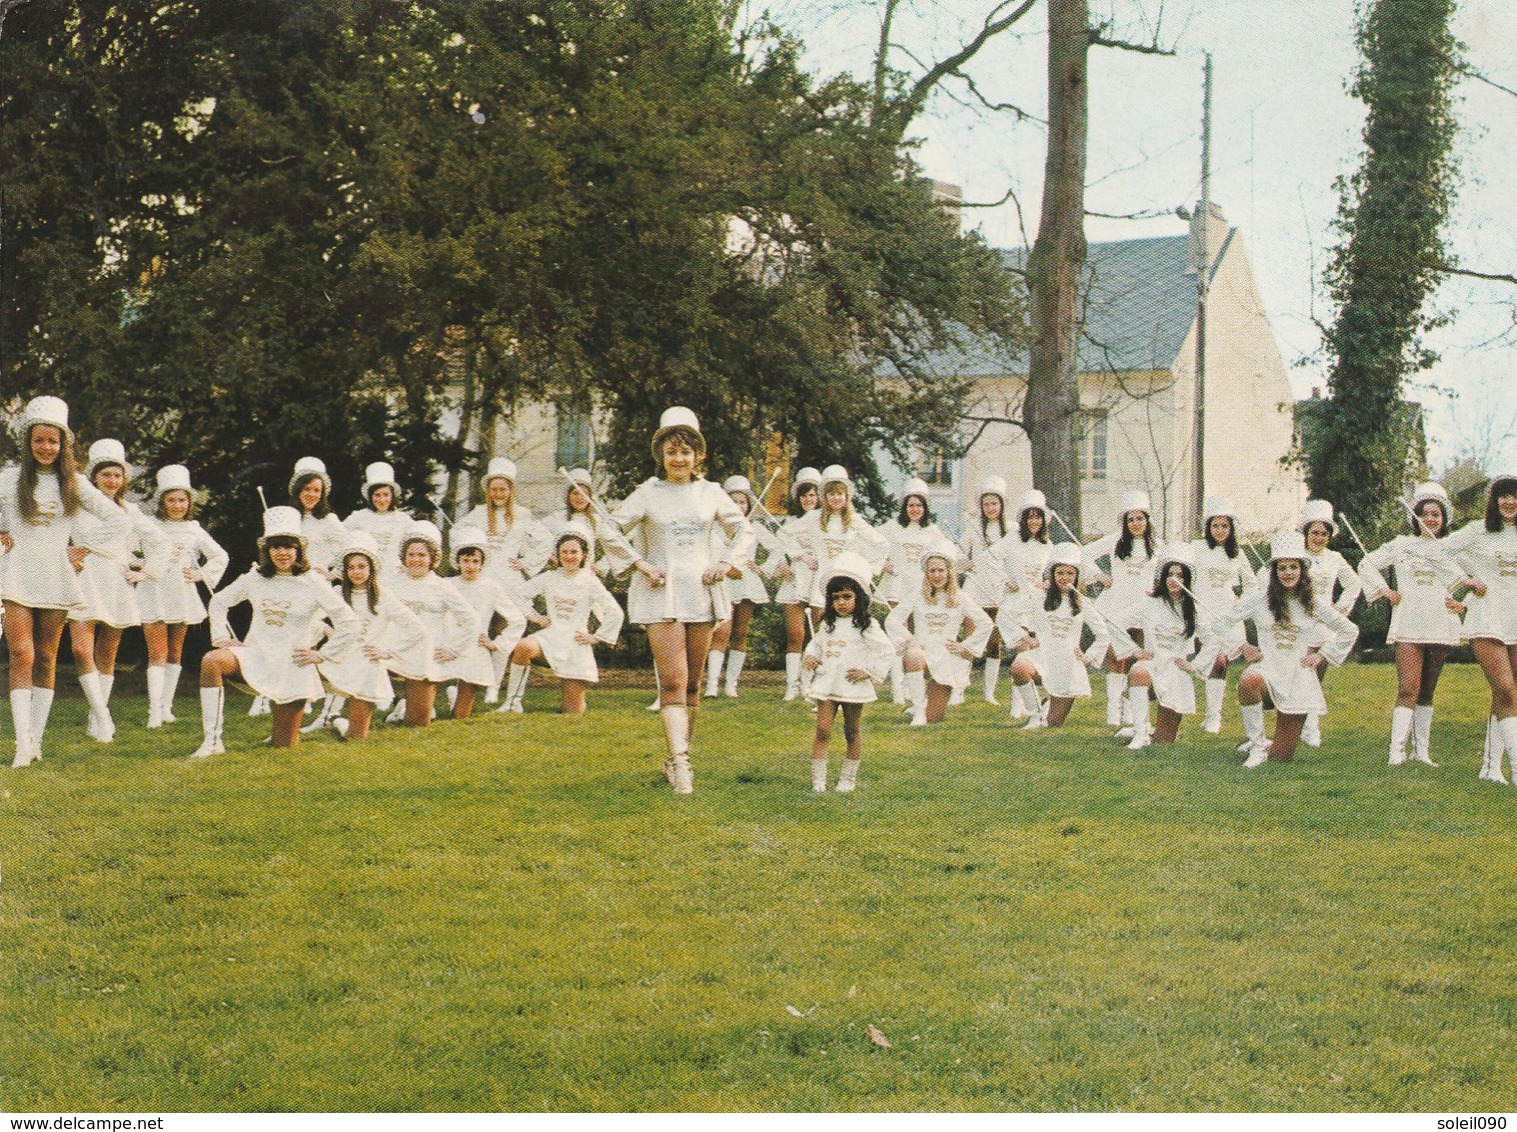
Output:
[1271, 531, 1308, 563]
[821, 464, 851, 493]
[1154, 543, 1195, 577]
[1050, 542, 1083, 569]
[407, 520, 443, 550]
[979, 475, 1007, 501]
[362, 461, 399, 500]
[901, 477, 931, 501]
[1486, 474, 1517, 501]
[1411, 481, 1451, 512]
[154, 464, 197, 501]
[824, 550, 874, 598]
[1203, 495, 1237, 524]
[793, 466, 822, 490]
[451, 525, 489, 561]
[18, 395, 71, 441]
[342, 529, 382, 566]
[1118, 489, 1152, 519]
[722, 474, 754, 500]
[86, 438, 129, 480]
[923, 536, 959, 569]
[650, 406, 703, 463]
[1300, 498, 1336, 535]
[564, 467, 594, 490]
[483, 457, 517, 487]
[289, 456, 331, 498]
[1019, 488, 1048, 517]
[258, 506, 306, 548]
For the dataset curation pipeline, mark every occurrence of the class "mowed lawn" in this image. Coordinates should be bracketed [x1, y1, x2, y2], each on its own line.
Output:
[2, 662, 1516, 1112]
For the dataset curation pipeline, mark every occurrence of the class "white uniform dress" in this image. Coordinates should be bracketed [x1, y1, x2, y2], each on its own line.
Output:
[69, 502, 168, 628]
[1001, 597, 1109, 699]
[437, 575, 525, 687]
[136, 519, 230, 625]
[1082, 533, 1155, 632]
[886, 593, 993, 690]
[543, 512, 636, 579]
[722, 518, 778, 606]
[457, 504, 551, 607]
[1358, 535, 1465, 646]
[611, 478, 754, 624]
[1304, 547, 1362, 615]
[318, 592, 429, 705]
[1113, 598, 1202, 715]
[774, 512, 821, 605]
[960, 520, 1011, 611]
[991, 535, 1052, 620]
[799, 512, 888, 609]
[343, 509, 414, 582]
[386, 571, 478, 683]
[208, 570, 360, 704]
[0, 468, 129, 609]
[805, 618, 894, 703]
[1202, 593, 1359, 714]
[1446, 522, 1517, 644]
[879, 521, 949, 606]
[300, 512, 347, 577]
[519, 567, 625, 681]
[1187, 542, 1256, 658]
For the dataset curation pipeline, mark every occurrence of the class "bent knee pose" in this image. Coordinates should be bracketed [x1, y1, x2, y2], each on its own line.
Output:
[991, 490, 1052, 719]
[961, 477, 1011, 705]
[886, 540, 991, 726]
[772, 468, 822, 701]
[1084, 490, 1156, 733]
[1112, 551, 1204, 750]
[440, 530, 525, 719]
[1188, 497, 1257, 735]
[999, 545, 1109, 730]
[387, 524, 476, 728]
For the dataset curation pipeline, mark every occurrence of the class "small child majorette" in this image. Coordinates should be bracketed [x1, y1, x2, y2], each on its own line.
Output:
[67, 438, 168, 744]
[886, 537, 992, 727]
[1358, 481, 1471, 768]
[1292, 499, 1363, 748]
[386, 521, 478, 728]
[318, 530, 428, 741]
[1084, 489, 1156, 735]
[990, 488, 1053, 718]
[1001, 543, 1110, 730]
[504, 530, 625, 715]
[705, 475, 776, 699]
[440, 526, 527, 719]
[959, 475, 1012, 706]
[773, 466, 822, 701]
[879, 477, 949, 706]
[342, 462, 413, 583]
[1, 397, 136, 767]
[1443, 472, 1517, 782]
[194, 506, 360, 756]
[1202, 531, 1359, 769]
[1186, 496, 1257, 735]
[1109, 545, 1205, 750]
[137, 465, 229, 729]
[803, 551, 894, 792]
[609, 407, 754, 794]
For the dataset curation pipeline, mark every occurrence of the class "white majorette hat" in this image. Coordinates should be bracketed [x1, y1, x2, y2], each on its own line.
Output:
[85, 438, 128, 479]
[342, 529, 382, 566]
[451, 525, 489, 560]
[1270, 531, 1308, 563]
[978, 474, 1007, 501]
[792, 466, 822, 499]
[722, 474, 755, 501]
[900, 476, 931, 500]
[821, 464, 851, 492]
[362, 461, 399, 500]
[1300, 498, 1336, 536]
[564, 467, 594, 490]
[1117, 489, 1152, 519]
[1153, 543, 1194, 585]
[18, 395, 71, 440]
[483, 456, 517, 486]
[923, 536, 959, 567]
[406, 519, 443, 550]
[1050, 542, 1083, 569]
[1019, 488, 1048, 516]
[1486, 472, 1517, 497]
[258, 506, 305, 548]
[289, 456, 331, 498]
[824, 550, 874, 598]
[1203, 495, 1237, 523]
[650, 406, 704, 463]
[1410, 482, 1451, 512]
[155, 464, 196, 501]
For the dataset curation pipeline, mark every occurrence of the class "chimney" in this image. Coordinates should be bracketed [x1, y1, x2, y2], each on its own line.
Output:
[1186, 201, 1228, 276]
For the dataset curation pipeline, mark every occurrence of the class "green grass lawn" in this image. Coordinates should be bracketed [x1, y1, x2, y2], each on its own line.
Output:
[2, 663, 1515, 1112]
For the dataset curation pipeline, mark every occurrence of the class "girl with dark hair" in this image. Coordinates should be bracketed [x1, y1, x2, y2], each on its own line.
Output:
[959, 475, 1011, 705]
[800, 466, 888, 617]
[548, 468, 635, 579]
[991, 488, 1053, 719]
[288, 456, 346, 581]
[887, 538, 992, 727]
[879, 477, 948, 706]
[1113, 548, 1205, 749]
[1187, 496, 1257, 735]
[1084, 489, 1157, 736]
[440, 527, 526, 720]
[1359, 481, 1471, 767]
[1201, 532, 1358, 768]
[1294, 499, 1363, 748]
[1445, 473, 1517, 781]
[0, 397, 135, 767]
[1002, 543, 1109, 730]
[803, 553, 894, 792]
[193, 507, 359, 756]
[771, 466, 823, 700]
[343, 461, 413, 583]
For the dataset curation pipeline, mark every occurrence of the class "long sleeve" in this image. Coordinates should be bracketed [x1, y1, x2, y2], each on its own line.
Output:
[196, 526, 231, 591]
[313, 580, 361, 662]
[957, 601, 994, 658]
[207, 570, 255, 642]
[1358, 538, 1399, 598]
[588, 575, 625, 646]
[1311, 601, 1360, 668]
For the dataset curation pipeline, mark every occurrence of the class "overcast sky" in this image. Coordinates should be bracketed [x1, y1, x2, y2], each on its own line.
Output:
[767, 0, 1517, 474]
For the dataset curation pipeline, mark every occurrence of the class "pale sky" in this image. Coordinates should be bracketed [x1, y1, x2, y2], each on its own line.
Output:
[764, 0, 1517, 474]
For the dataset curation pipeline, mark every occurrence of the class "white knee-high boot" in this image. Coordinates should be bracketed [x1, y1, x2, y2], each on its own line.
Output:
[10, 688, 36, 767]
[79, 671, 114, 742]
[146, 666, 167, 728]
[29, 689, 55, 761]
[906, 671, 928, 726]
[1411, 705, 1437, 766]
[835, 757, 860, 792]
[660, 704, 693, 793]
[1240, 702, 1268, 767]
[1203, 677, 1226, 733]
[1018, 681, 1045, 729]
[192, 686, 225, 758]
[503, 663, 530, 713]
[1480, 715, 1502, 782]
[811, 757, 828, 793]
[486, 649, 510, 704]
[890, 654, 907, 705]
[100, 672, 116, 717]
[1498, 717, 1517, 786]
[1105, 673, 1126, 728]
[249, 693, 270, 717]
[983, 657, 1001, 704]
[704, 650, 724, 697]
[1387, 706, 1413, 766]
[784, 654, 802, 701]
[1126, 685, 1151, 749]
[162, 663, 182, 721]
[301, 693, 334, 732]
[1301, 712, 1322, 747]
[724, 650, 745, 697]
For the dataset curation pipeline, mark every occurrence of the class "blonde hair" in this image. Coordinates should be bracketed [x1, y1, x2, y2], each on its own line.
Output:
[920, 558, 961, 608]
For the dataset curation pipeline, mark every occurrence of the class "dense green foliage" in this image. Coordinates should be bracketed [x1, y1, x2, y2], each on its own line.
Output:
[3, 665, 1516, 1111]
[1309, 0, 1459, 542]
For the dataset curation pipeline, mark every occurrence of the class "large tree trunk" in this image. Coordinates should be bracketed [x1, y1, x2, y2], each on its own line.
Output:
[1023, 0, 1089, 538]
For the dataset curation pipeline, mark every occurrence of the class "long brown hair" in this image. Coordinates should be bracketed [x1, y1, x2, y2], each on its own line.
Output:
[19, 425, 82, 521]
[1266, 560, 1314, 624]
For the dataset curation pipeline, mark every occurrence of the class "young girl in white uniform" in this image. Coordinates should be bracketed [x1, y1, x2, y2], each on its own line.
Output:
[886, 538, 992, 727]
[1084, 490, 1157, 733]
[503, 531, 625, 715]
[289, 456, 347, 580]
[960, 475, 1012, 705]
[319, 531, 428, 741]
[802, 466, 888, 613]
[878, 478, 947, 705]
[1358, 481, 1471, 767]
[0, 397, 132, 767]
[772, 466, 822, 700]
[609, 408, 753, 793]
[1444, 474, 1517, 781]
[547, 468, 636, 580]
[1294, 499, 1363, 748]
[1187, 496, 1257, 734]
[705, 475, 776, 699]
[804, 552, 894, 792]
[1111, 547, 1204, 750]
[137, 465, 229, 728]
[343, 462, 413, 583]
[991, 488, 1052, 717]
[1002, 543, 1110, 730]
[67, 439, 166, 743]
[439, 526, 526, 719]
[1202, 531, 1359, 768]
[194, 507, 359, 756]
[387, 521, 478, 729]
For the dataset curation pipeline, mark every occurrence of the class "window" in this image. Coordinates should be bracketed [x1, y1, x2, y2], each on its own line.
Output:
[556, 403, 592, 470]
[1082, 412, 1108, 481]
[919, 449, 954, 487]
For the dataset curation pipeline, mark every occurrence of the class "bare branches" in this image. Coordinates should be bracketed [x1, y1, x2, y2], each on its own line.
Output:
[960, 73, 1043, 124]
[1088, 27, 1176, 56]
[1457, 62, 1517, 100]
[1436, 262, 1517, 287]
[888, 0, 1039, 134]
